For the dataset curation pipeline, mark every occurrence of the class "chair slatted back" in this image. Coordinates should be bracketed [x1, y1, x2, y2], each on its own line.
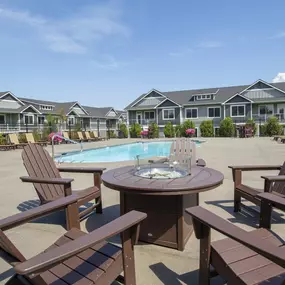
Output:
[171, 138, 197, 165]
[93, 131, 98, 138]
[25, 133, 35, 143]
[63, 132, 70, 140]
[77, 132, 84, 140]
[22, 143, 64, 203]
[8, 133, 19, 145]
[85, 132, 91, 139]
[272, 162, 285, 195]
[0, 230, 26, 264]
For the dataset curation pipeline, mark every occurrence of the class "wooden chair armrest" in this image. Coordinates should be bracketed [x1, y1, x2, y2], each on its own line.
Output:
[261, 175, 285, 182]
[228, 165, 282, 171]
[14, 210, 147, 275]
[20, 176, 74, 185]
[257, 193, 285, 211]
[57, 167, 106, 175]
[0, 195, 79, 231]
[186, 206, 285, 268]
[148, 157, 168, 164]
[197, 159, 206, 167]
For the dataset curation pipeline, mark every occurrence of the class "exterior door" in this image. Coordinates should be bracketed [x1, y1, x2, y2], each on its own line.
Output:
[136, 112, 142, 124]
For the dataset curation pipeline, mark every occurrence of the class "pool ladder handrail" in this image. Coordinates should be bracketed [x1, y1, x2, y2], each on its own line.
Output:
[52, 134, 83, 160]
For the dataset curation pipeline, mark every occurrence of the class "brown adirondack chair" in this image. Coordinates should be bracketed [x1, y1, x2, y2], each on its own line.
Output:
[229, 162, 285, 212]
[20, 143, 105, 220]
[149, 138, 206, 167]
[186, 205, 285, 284]
[0, 195, 147, 285]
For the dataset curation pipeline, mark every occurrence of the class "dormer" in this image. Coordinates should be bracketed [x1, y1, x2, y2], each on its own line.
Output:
[192, 93, 214, 101]
[39, 105, 54, 111]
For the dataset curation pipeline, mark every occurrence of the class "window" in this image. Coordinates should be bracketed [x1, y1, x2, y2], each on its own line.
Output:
[24, 114, 34, 125]
[0, 114, 5, 124]
[196, 94, 211, 100]
[259, 105, 273, 116]
[185, 108, 198, 119]
[231, 105, 245, 117]
[40, 105, 53, 111]
[208, 107, 221, 118]
[144, 111, 155, 120]
[38, 116, 45, 125]
[162, 109, 175, 120]
[67, 116, 75, 125]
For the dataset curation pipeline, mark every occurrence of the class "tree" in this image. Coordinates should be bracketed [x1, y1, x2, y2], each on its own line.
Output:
[219, 117, 235, 137]
[181, 120, 195, 137]
[148, 122, 159, 138]
[200, 120, 214, 137]
[264, 117, 283, 136]
[119, 123, 128, 138]
[164, 122, 175, 137]
[129, 123, 141, 138]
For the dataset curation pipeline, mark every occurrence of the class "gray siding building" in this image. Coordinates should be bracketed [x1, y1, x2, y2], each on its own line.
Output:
[125, 79, 285, 136]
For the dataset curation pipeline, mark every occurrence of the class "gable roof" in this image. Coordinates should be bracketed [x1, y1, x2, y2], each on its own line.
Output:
[125, 81, 285, 109]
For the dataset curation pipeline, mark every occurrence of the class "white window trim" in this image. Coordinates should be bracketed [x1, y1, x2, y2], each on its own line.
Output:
[0, 114, 6, 124]
[24, 114, 34, 125]
[136, 112, 142, 123]
[162, 108, 175, 120]
[196, 94, 211, 100]
[68, 115, 75, 126]
[144, 111, 155, 120]
[207, 107, 221, 118]
[258, 104, 274, 116]
[277, 104, 285, 114]
[230, 105, 246, 117]
[185, 108, 198, 119]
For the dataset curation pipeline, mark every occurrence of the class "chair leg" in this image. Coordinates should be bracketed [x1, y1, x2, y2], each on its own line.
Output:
[234, 191, 241, 212]
[95, 197, 103, 214]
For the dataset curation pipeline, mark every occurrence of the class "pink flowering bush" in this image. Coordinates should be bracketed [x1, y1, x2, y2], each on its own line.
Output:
[48, 131, 63, 143]
[185, 128, 195, 137]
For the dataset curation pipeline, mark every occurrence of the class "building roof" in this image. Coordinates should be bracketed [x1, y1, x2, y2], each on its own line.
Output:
[125, 81, 285, 110]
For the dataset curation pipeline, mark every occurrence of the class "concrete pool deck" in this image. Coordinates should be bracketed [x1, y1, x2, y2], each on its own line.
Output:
[0, 137, 285, 284]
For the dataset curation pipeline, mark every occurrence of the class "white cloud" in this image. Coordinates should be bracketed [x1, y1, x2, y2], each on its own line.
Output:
[198, 41, 223, 48]
[272, 73, 285, 83]
[0, 2, 130, 54]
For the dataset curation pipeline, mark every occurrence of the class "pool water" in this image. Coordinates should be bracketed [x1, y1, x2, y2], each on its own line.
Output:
[57, 141, 178, 163]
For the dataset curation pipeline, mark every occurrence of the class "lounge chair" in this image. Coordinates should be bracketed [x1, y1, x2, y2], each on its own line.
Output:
[20, 143, 105, 220]
[0, 194, 147, 285]
[77, 131, 90, 142]
[25, 133, 48, 147]
[229, 162, 285, 212]
[8, 133, 28, 148]
[85, 131, 98, 141]
[62, 131, 81, 143]
[186, 205, 285, 284]
[149, 138, 206, 167]
[93, 130, 106, 141]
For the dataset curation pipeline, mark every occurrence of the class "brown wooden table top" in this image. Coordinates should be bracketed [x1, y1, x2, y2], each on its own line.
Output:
[102, 165, 224, 195]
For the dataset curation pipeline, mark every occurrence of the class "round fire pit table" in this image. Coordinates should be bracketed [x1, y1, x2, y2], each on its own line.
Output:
[102, 165, 224, 251]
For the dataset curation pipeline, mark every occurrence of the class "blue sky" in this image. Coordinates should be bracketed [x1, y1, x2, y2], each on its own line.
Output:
[0, 0, 285, 109]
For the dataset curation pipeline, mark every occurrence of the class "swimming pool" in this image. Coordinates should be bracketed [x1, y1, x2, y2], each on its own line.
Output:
[56, 141, 198, 163]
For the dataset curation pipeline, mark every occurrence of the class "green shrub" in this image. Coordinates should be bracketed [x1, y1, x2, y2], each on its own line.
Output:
[129, 123, 141, 138]
[260, 125, 267, 136]
[148, 122, 159, 138]
[246, 118, 257, 136]
[0, 134, 7, 145]
[181, 120, 195, 137]
[119, 123, 128, 138]
[74, 122, 82, 132]
[32, 130, 41, 142]
[18, 133, 27, 143]
[264, 117, 283, 136]
[174, 124, 181, 137]
[109, 130, 117, 138]
[219, 117, 235, 137]
[200, 120, 214, 137]
[164, 122, 175, 138]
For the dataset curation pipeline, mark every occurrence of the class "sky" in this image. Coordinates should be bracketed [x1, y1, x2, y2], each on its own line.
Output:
[0, 0, 285, 109]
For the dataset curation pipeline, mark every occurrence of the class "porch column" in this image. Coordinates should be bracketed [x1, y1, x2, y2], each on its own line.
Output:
[250, 103, 253, 119]
[156, 109, 159, 124]
[180, 107, 183, 124]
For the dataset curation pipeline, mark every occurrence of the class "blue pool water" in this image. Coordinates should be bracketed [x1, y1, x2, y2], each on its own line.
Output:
[56, 141, 184, 163]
